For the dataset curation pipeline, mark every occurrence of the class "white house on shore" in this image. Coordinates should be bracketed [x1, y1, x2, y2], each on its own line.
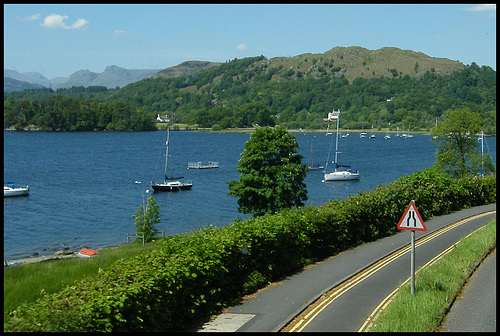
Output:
[156, 114, 170, 123]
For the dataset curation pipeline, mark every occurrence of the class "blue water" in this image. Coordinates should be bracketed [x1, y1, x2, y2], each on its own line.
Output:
[4, 131, 496, 260]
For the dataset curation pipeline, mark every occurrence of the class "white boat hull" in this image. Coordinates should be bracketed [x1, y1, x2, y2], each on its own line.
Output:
[4, 186, 29, 197]
[324, 171, 360, 181]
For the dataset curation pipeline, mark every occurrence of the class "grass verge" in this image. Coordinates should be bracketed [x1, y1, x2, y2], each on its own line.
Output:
[3, 241, 157, 318]
[368, 219, 496, 332]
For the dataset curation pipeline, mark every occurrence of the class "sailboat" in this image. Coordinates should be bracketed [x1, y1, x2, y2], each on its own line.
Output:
[151, 127, 193, 192]
[406, 124, 414, 138]
[307, 133, 324, 170]
[323, 109, 360, 181]
[370, 124, 376, 138]
[360, 124, 367, 138]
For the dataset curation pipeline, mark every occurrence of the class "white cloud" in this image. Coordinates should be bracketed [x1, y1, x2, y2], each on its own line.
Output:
[40, 14, 89, 30]
[113, 30, 127, 36]
[17, 14, 41, 21]
[237, 44, 248, 51]
[463, 4, 496, 12]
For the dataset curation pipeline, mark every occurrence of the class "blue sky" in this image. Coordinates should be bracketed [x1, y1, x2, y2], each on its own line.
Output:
[4, 4, 496, 79]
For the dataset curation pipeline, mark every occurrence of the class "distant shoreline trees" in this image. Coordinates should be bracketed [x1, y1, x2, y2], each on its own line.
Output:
[4, 95, 156, 131]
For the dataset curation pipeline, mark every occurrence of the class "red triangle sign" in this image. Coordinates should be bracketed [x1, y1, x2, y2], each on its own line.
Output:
[397, 201, 427, 231]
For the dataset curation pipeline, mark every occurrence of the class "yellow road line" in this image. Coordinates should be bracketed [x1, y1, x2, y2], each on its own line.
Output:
[285, 211, 495, 332]
[358, 211, 495, 332]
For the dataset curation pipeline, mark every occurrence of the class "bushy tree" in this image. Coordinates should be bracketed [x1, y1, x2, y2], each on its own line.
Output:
[227, 126, 308, 216]
[133, 196, 161, 243]
[431, 108, 495, 178]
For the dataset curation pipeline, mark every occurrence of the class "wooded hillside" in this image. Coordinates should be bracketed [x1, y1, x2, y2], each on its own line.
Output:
[4, 47, 496, 134]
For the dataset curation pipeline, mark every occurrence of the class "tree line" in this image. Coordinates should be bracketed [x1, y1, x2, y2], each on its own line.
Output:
[4, 95, 156, 131]
[4, 57, 496, 134]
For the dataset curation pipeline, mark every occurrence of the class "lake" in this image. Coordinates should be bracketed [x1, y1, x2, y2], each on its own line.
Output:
[4, 130, 496, 260]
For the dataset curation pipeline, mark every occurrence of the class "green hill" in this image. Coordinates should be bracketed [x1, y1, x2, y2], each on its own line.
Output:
[155, 61, 222, 79]
[244, 46, 464, 84]
[3, 46, 495, 134]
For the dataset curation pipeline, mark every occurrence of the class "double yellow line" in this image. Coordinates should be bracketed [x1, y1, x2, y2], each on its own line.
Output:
[284, 211, 495, 333]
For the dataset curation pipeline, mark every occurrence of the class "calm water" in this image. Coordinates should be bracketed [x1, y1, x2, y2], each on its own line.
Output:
[4, 131, 496, 260]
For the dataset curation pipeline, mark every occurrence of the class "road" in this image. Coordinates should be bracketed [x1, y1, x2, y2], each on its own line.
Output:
[195, 203, 496, 332]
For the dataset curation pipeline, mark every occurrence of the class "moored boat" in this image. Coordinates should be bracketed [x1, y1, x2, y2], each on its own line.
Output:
[4, 183, 29, 197]
[323, 109, 360, 182]
[151, 127, 193, 192]
[188, 161, 219, 169]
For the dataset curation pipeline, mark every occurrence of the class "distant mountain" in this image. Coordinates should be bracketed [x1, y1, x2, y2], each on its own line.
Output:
[3, 77, 45, 92]
[4, 69, 50, 87]
[4, 66, 161, 92]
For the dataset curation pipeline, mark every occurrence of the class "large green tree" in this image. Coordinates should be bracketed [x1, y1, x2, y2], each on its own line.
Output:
[227, 126, 308, 216]
[431, 108, 495, 178]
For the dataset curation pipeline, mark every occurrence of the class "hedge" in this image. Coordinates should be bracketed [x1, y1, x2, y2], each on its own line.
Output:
[4, 169, 496, 332]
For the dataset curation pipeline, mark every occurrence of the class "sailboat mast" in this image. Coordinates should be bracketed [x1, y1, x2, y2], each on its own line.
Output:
[164, 127, 170, 182]
[309, 133, 314, 167]
[481, 131, 484, 172]
[334, 112, 340, 165]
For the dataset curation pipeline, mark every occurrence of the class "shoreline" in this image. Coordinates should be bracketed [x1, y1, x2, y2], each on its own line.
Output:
[4, 127, 497, 137]
[5, 253, 77, 266]
[4, 246, 116, 266]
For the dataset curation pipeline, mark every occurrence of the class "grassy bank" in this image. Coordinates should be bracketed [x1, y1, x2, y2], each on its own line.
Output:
[368, 219, 496, 332]
[3, 242, 157, 318]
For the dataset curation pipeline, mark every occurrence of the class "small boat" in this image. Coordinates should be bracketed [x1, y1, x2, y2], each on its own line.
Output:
[188, 161, 219, 169]
[323, 109, 360, 182]
[406, 124, 414, 138]
[4, 183, 29, 197]
[370, 124, 376, 138]
[307, 133, 324, 170]
[151, 128, 193, 192]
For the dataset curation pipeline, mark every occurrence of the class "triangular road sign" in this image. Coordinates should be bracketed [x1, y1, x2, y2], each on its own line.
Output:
[397, 200, 427, 231]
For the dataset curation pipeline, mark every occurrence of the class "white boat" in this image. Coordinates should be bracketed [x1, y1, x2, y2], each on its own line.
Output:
[4, 183, 29, 197]
[323, 109, 360, 182]
[151, 127, 193, 192]
[188, 161, 219, 169]
[370, 124, 376, 138]
[406, 124, 414, 138]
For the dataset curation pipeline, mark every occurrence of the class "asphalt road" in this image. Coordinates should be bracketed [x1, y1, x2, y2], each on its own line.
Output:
[196, 203, 496, 332]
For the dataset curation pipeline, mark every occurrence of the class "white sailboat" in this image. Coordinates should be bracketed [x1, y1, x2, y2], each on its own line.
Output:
[406, 124, 414, 138]
[360, 124, 367, 138]
[323, 109, 360, 182]
[151, 127, 193, 192]
[4, 183, 29, 197]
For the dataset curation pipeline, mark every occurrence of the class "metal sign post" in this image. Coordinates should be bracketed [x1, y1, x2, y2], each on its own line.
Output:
[410, 230, 415, 296]
[397, 200, 427, 296]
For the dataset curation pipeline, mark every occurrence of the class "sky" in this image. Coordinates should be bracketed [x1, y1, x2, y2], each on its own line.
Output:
[4, 4, 496, 79]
